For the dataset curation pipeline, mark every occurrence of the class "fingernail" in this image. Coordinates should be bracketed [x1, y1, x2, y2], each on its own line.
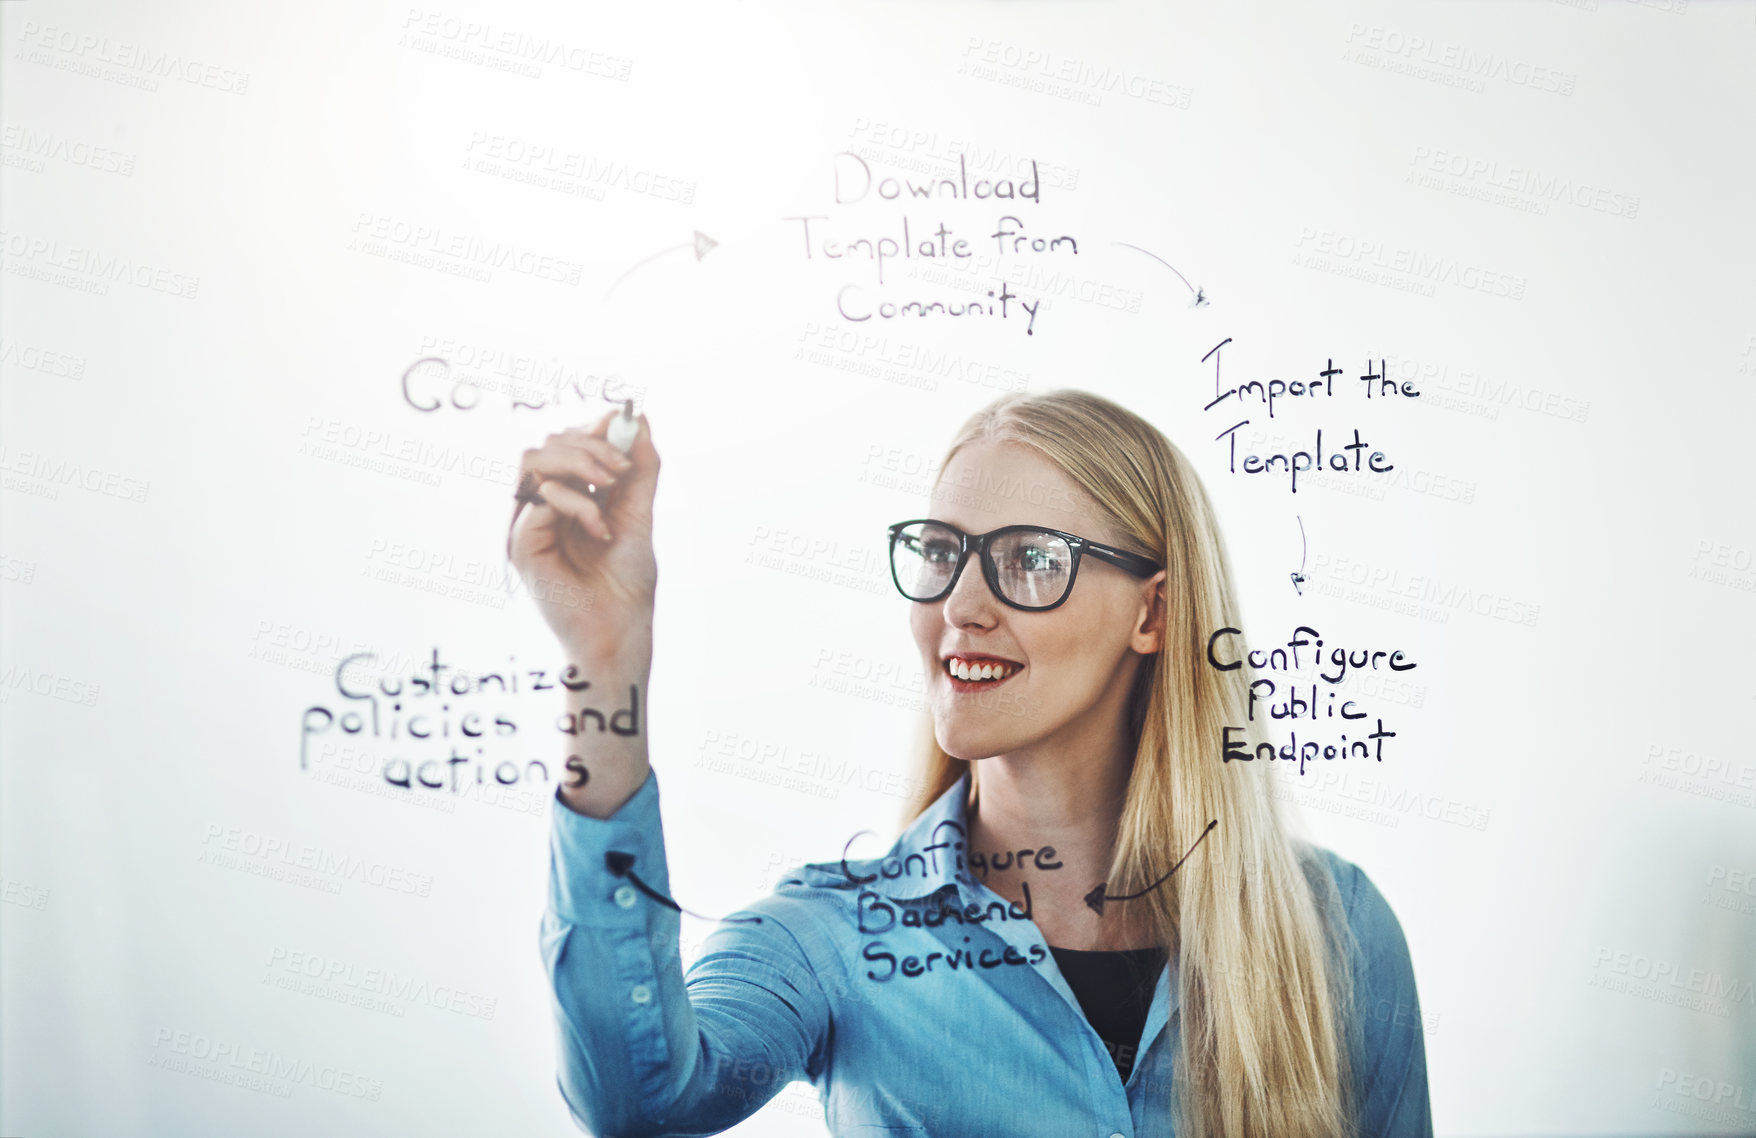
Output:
[613, 456, 633, 469]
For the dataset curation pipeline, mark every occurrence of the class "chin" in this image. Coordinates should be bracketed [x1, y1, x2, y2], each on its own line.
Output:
[933, 722, 1013, 763]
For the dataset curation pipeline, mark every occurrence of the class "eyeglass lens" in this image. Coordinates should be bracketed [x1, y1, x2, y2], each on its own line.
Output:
[891, 521, 1074, 608]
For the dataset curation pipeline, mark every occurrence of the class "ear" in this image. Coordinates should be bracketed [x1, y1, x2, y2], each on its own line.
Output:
[1132, 570, 1168, 654]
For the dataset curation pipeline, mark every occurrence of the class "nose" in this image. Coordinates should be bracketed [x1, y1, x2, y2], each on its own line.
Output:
[940, 552, 1002, 627]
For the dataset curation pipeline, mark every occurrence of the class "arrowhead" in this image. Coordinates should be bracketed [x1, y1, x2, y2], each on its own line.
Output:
[605, 851, 636, 876]
[1291, 572, 1306, 594]
[1083, 881, 1108, 916]
[692, 231, 718, 260]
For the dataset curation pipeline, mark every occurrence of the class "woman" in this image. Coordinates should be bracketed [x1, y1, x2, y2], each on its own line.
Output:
[514, 389, 1431, 1138]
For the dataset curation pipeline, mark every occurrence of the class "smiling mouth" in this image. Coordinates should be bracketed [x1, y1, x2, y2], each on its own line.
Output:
[943, 657, 1024, 688]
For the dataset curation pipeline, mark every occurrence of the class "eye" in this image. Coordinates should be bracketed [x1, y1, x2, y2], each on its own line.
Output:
[996, 541, 1063, 573]
[921, 539, 959, 564]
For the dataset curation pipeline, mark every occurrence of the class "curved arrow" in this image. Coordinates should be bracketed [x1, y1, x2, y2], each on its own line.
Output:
[604, 231, 719, 302]
[1083, 819, 1217, 915]
[1112, 241, 1209, 307]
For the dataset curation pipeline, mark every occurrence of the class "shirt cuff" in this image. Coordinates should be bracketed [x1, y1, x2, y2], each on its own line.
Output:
[547, 766, 671, 928]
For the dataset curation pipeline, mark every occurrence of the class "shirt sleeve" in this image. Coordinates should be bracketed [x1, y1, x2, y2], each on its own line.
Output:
[539, 766, 835, 1138]
[1342, 863, 1433, 1138]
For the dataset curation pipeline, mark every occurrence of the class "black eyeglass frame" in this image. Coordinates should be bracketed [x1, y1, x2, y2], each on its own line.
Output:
[885, 518, 1165, 613]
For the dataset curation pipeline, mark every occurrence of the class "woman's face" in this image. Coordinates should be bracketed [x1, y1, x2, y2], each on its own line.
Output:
[908, 440, 1166, 763]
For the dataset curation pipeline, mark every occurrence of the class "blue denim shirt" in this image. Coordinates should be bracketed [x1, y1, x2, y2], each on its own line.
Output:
[541, 767, 1432, 1137]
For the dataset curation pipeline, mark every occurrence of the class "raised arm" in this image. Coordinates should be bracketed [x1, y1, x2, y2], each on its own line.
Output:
[509, 410, 834, 1136]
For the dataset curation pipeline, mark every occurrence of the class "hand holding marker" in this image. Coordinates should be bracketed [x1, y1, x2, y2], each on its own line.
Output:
[507, 391, 658, 688]
[508, 397, 639, 553]
[506, 397, 756, 922]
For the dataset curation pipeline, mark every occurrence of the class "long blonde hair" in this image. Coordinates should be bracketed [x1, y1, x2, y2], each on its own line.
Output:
[900, 389, 1357, 1138]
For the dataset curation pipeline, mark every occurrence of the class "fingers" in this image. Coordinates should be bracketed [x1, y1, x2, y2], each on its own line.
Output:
[508, 412, 656, 565]
[556, 426, 638, 474]
[536, 478, 612, 541]
[521, 432, 629, 494]
[562, 408, 657, 469]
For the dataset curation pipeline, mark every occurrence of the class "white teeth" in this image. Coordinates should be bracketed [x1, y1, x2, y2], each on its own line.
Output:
[947, 658, 1016, 681]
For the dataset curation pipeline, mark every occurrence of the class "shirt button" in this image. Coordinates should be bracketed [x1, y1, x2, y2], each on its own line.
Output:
[613, 885, 637, 908]
[1109, 1133, 1127, 1138]
[630, 984, 652, 1004]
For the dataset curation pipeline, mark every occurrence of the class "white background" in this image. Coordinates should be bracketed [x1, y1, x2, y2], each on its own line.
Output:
[4, 1, 1754, 1135]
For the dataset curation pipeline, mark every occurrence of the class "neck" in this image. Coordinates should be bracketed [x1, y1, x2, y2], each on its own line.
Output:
[964, 736, 1154, 951]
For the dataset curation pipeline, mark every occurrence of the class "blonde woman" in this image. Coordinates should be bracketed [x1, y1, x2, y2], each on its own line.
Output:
[518, 389, 1431, 1138]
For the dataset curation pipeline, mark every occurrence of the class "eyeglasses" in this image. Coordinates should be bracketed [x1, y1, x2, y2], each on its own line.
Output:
[886, 518, 1163, 612]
